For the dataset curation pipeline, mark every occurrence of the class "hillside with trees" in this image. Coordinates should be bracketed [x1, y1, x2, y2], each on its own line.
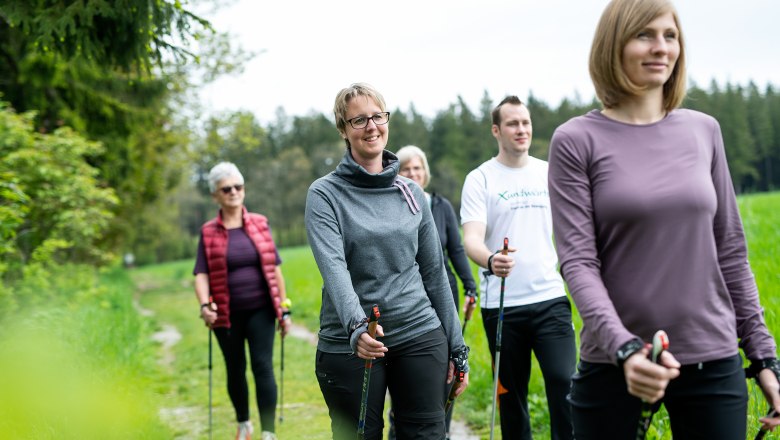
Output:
[1, 1, 779, 269]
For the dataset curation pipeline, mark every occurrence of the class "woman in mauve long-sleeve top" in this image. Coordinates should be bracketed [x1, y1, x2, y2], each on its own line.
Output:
[548, 0, 779, 438]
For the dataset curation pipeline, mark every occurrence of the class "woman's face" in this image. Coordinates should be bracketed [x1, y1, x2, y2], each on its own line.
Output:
[342, 95, 388, 164]
[213, 175, 245, 210]
[622, 12, 680, 91]
[399, 155, 427, 189]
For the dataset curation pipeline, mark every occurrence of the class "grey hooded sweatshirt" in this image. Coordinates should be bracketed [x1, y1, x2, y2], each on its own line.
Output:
[305, 149, 467, 359]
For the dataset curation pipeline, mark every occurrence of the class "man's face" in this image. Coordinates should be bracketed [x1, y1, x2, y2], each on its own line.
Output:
[492, 104, 532, 156]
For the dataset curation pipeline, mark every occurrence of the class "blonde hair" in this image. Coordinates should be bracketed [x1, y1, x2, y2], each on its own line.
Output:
[589, 0, 687, 111]
[333, 83, 387, 147]
[396, 145, 431, 188]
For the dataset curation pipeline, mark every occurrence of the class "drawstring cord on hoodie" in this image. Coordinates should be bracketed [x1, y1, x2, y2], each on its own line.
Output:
[393, 179, 421, 214]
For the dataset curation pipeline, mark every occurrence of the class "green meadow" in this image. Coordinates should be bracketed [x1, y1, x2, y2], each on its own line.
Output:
[0, 191, 777, 439]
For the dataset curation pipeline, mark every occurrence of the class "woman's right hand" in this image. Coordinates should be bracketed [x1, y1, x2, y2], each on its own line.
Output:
[623, 346, 680, 403]
[200, 303, 217, 327]
[356, 324, 387, 360]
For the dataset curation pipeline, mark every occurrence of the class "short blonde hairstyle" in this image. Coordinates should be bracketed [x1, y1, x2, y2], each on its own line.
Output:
[396, 145, 431, 188]
[589, 0, 687, 111]
[333, 83, 387, 147]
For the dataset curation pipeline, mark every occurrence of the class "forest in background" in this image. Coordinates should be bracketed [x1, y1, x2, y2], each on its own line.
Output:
[2, 0, 780, 274]
[170, 79, 780, 259]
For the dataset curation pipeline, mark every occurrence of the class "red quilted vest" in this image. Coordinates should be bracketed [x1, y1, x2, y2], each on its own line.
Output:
[201, 206, 282, 328]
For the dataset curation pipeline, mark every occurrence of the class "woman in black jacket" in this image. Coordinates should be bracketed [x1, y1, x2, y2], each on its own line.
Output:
[396, 145, 477, 440]
[397, 145, 478, 310]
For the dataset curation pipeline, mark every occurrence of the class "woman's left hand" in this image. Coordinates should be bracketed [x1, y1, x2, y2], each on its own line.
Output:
[758, 368, 780, 431]
[279, 315, 291, 337]
[446, 360, 469, 396]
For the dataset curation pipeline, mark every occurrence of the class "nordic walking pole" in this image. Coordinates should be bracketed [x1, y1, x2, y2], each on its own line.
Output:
[749, 358, 780, 440]
[635, 330, 669, 440]
[461, 289, 477, 335]
[357, 304, 381, 440]
[444, 347, 470, 415]
[279, 298, 292, 424]
[755, 409, 778, 440]
[206, 296, 217, 440]
[279, 330, 284, 422]
[489, 237, 509, 440]
[445, 291, 477, 417]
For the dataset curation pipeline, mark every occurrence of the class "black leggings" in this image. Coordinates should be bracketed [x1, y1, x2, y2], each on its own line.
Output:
[569, 354, 747, 439]
[213, 306, 277, 432]
[316, 327, 449, 440]
[482, 296, 576, 440]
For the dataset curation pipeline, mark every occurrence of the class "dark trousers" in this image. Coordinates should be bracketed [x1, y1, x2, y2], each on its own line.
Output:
[482, 296, 576, 440]
[213, 306, 277, 432]
[570, 354, 747, 440]
[316, 327, 449, 440]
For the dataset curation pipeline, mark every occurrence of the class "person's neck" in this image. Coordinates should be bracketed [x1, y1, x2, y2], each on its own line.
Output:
[221, 206, 243, 228]
[350, 149, 384, 174]
[496, 150, 530, 169]
[602, 90, 666, 124]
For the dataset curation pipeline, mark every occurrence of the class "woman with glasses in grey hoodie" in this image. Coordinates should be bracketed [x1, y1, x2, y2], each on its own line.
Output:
[305, 83, 470, 440]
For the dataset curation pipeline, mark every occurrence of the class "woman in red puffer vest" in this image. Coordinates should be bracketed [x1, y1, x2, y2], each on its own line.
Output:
[194, 162, 290, 440]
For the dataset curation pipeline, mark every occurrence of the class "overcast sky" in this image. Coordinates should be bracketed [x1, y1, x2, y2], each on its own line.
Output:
[196, 0, 780, 124]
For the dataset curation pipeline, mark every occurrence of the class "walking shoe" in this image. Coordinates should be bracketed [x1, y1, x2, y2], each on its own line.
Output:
[236, 421, 253, 440]
[260, 432, 277, 440]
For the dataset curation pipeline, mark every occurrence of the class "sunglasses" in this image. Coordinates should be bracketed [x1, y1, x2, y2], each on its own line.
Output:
[219, 184, 244, 194]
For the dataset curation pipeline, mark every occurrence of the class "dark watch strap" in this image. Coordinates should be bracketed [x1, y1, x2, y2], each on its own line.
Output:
[616, 338, 644, 366]
[486, 251, 500, 275]
[746, 358, 780, 380]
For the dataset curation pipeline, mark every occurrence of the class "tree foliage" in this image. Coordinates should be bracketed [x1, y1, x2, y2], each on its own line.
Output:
[0, 103, 117, 277]
[0, 0, 248, 266]
[0, 0, 210, 71]
[178, 80, 779, 257]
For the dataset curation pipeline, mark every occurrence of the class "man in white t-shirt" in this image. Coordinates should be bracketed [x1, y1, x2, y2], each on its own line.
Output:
[461, 96, 575, 440]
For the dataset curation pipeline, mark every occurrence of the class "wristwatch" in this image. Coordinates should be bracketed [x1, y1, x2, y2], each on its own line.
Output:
[746, 358, 780, 380]
[450, 347, 470, 374]
[615, 338, 644, 366]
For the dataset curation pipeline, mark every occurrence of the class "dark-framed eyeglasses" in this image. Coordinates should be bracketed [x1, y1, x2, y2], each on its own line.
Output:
[219, 184, 244, 194]
[346, 112, 390, 129]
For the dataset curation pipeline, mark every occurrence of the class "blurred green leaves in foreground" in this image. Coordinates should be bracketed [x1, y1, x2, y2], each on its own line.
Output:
[0, 266, 171, 439]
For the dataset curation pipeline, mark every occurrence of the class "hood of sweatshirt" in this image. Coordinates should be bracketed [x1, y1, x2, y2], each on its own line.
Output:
[334, 148, 400, 188]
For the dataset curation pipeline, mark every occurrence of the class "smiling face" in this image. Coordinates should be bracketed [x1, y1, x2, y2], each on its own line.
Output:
[492, 103, 532, 158]
[212, 175, 245, 210]
[342, 95, 389, 170]
[621, 12, 680, 91]
[399, 155, 427, 189]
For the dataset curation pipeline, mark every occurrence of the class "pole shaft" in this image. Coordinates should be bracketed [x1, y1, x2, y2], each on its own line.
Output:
[208, 328, 213, 440]
[357, 305, 381, 439]
[489, 238, 509, 440]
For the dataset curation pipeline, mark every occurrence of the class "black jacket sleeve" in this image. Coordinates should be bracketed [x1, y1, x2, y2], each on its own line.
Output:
[436, 195, 477, 292]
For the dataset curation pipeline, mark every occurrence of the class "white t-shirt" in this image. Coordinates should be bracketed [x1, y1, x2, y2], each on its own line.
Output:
[460, 157, 566, 308]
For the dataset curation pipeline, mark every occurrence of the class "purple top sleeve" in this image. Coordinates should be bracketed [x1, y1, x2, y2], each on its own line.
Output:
[548, 109, 775, 365]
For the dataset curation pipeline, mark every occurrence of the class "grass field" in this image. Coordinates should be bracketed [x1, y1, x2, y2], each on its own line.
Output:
[131, 191, 780, 439]
[0, 266, 173, 439]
